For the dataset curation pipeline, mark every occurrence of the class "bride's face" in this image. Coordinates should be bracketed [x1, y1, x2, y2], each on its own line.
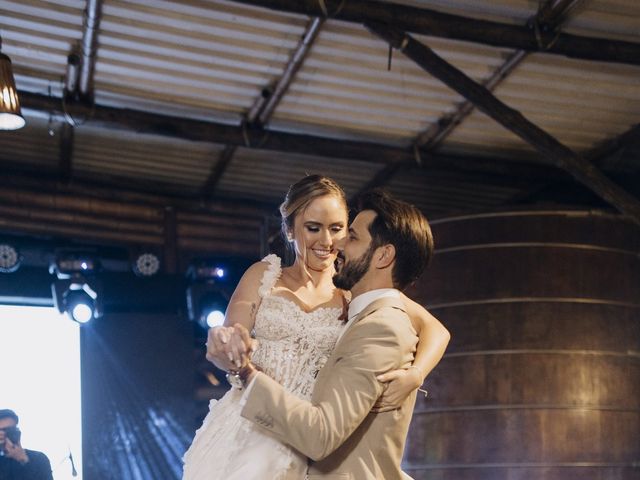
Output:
[291, 195, 348, 272]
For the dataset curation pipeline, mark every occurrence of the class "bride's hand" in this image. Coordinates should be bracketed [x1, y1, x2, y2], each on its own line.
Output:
[229, 324, 258, 369]
[206, 326, 240, 371]
[372, 367, 422, 412]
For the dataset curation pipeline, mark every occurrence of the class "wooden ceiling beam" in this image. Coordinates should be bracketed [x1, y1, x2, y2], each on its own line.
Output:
[250, 16, 324, 127]
[200, 145, 238, 199]
[200, 17, 324, 197]
[536, 0, 584, 27]
[586, 123, 640, 166]
[20, 91, 569, 185]
[229, 0, 640, 66]
[414, 0, 586, 152]
[366, 22, 640, 225]
[340, 1, 586, 193]
[58, 122, 74, 183]
[20, 90, 405, 164]
[503, 122, 639, 205]
[357, 0, 590, 203]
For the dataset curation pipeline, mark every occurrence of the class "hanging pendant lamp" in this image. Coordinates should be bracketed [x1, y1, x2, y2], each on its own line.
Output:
[0, 34, 25, 130]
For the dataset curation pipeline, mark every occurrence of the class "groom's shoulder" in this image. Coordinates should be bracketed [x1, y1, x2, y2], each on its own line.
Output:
[352, 301, 413, 340]
[362, 297, 411, 323]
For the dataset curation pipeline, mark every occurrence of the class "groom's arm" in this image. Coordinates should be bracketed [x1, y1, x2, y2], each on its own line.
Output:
[240, 310, 416, 461]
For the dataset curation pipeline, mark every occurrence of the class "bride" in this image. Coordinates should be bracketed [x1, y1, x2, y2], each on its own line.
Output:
[182, 175, 450, 479]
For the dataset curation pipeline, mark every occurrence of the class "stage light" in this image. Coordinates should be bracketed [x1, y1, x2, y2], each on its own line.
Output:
[51, 250, 103, 323]
[186, 286, 228, 330]
[133, 252, 160, 277]
[65, 289, 94, 324]
[51, 251, 100, 278]
[0, 243, 21, 273]
[187, 260, 227, 281]
[186, 260, 229, 330]
[52, 280, 102, 324]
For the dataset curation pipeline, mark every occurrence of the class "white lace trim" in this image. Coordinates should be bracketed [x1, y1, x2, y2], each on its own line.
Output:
[258, 253, 281, 298]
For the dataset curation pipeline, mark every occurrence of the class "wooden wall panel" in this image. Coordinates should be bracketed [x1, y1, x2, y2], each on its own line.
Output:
[404, 210, 640, 480]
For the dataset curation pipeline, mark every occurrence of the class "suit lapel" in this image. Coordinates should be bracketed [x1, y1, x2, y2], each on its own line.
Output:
[334, 296, 406, 349]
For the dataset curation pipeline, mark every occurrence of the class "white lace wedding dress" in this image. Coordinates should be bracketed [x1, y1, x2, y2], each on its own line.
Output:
[182, 254, 345, 480]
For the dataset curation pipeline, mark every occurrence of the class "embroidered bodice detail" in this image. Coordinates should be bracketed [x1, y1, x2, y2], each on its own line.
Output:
[251, 254, 344, 400]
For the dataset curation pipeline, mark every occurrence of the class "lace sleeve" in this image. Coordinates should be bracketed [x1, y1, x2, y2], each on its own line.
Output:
[258, 254, 281, 298]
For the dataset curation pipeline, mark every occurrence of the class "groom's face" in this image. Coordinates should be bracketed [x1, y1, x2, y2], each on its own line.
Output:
[333, 210, 376, 291]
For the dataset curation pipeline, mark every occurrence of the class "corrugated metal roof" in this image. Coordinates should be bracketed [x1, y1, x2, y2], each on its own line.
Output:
[73, 125, 224, 193]
[0, 0, 638, 225]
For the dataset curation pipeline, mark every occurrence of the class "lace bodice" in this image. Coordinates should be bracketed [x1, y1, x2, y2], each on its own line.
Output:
[251, 254, 345, 400]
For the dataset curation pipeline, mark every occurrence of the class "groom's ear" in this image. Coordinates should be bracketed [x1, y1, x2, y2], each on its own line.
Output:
[375, 244, 396, 269]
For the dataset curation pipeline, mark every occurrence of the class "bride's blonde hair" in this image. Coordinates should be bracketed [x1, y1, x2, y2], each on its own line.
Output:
[280, 175, 347, 239]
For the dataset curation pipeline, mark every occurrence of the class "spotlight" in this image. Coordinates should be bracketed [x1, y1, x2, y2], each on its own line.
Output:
[205, 309, 225, 328]
[189, 262, 226, 281]
[52, 279, 103, 324]
[0, 244, 21, 273]
[133, 252, 161, 277]
[65, 289, 94, 324]
[51, 250, 103, 323]
[186, 260, 229, 330]
[186, 286, 228, 330]
[50, 251, 100, 278]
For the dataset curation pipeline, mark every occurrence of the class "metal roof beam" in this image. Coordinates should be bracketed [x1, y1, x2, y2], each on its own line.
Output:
[414, 0, 587, 151]
[249, 16, 324, 127]
[229, 0, 640, 66]
[200, 16, 324, 197]
[358, 0, 588, 197]
[19, 90, 562, 182]
[78, 0, 103, 101]
[366, 22, 640, 225]
[586, 123, 640, 166]
[58, 122, 74, 183]
[201, 145, 238, 199]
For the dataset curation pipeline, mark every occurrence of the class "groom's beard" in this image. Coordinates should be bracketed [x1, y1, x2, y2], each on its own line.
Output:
[333, 246, 375, 291]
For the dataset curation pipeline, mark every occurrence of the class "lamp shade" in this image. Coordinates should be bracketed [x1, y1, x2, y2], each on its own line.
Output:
[0, 52, 25, 130]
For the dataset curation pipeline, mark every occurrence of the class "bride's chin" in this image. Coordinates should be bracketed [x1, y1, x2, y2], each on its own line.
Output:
[306, 257, 336, 272]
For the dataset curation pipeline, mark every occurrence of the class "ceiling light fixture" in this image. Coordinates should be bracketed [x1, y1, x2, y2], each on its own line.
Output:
[0, 34, 25, 131]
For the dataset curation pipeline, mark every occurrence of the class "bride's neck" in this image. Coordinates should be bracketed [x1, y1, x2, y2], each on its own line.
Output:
[290, 259, 334, 288]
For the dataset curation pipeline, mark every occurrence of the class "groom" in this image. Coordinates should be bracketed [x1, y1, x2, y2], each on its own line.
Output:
[228, 189, 434, 479]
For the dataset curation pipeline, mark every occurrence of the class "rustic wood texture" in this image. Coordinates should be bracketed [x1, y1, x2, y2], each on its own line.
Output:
[418, 246, 640, 306]
[429, 212, 640, 253]
[405, 210, 640, 479]
[0, 182, 265, 258]
[406, 466, 639, 480]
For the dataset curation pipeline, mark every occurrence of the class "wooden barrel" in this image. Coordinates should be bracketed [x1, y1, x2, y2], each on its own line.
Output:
[403, 210, 640, 480]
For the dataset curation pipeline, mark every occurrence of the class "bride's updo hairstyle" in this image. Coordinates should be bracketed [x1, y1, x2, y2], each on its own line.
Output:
[280, 174, 347, 241]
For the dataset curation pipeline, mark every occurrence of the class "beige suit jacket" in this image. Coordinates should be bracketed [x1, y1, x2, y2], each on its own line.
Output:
[241, 296, 419, 480]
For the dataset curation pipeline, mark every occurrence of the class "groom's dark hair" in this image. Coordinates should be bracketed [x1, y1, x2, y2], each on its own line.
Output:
[356, 189, 434, 290]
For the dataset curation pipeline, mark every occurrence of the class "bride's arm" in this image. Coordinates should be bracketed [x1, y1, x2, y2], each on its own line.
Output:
[374, 293, 450, 411]
[205, 261, 268, 371]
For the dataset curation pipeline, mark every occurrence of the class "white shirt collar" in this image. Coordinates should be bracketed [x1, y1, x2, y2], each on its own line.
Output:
[347, 288, 401, 321]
